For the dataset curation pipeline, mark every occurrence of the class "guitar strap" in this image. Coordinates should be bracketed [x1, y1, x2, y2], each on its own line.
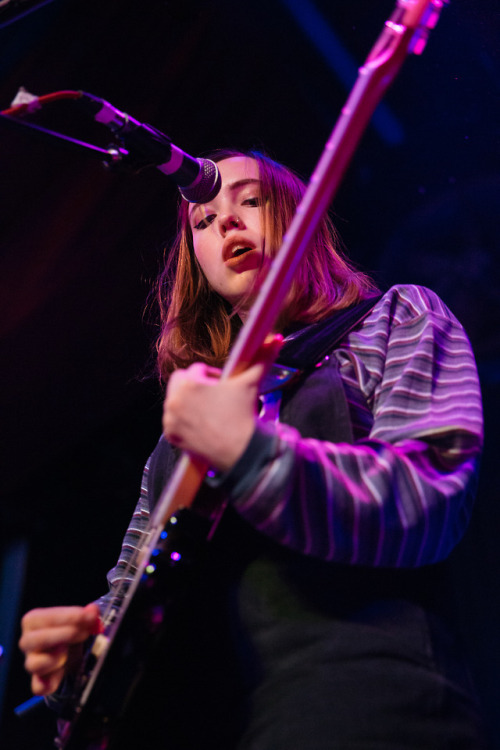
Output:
[259, 293, 383, 393]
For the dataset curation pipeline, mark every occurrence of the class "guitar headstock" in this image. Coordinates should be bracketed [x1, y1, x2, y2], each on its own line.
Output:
[365, 0, 448, 70]
[391, 0, 449, 55]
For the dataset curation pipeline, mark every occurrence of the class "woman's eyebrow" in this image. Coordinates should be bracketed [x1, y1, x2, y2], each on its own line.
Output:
[188, 178, 261, 220]
[227, 178, 261, 192]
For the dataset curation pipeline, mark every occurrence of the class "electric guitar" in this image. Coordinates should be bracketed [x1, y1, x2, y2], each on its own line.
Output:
[53, 2, 448, 747]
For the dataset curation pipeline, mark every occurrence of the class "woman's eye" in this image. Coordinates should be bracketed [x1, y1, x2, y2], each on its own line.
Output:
[193, 214, 215, 230]
[242, 196, 261, 207]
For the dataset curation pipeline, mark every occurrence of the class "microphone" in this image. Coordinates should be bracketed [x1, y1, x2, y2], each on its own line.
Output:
[79, 92, 221, 203]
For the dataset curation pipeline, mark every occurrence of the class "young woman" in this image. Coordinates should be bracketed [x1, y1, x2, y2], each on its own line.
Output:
[20, 150, 486, 749]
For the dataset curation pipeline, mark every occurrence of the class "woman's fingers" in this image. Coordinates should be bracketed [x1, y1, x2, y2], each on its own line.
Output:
[31, 666, 66, 696]
[19, 603, 101, 696]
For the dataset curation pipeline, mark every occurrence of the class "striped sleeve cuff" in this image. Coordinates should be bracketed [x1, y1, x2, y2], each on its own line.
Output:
[205, 421, 278, 500]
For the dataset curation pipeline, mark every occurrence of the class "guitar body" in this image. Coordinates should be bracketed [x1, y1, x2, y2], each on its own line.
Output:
[57, 508, 215, 750]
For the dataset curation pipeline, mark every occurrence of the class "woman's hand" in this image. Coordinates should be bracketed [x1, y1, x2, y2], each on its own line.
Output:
[19, 603, 101, 696]
[163, 336, 281, 472]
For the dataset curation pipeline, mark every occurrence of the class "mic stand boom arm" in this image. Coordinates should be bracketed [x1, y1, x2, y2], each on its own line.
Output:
[0, 111, 125, 163]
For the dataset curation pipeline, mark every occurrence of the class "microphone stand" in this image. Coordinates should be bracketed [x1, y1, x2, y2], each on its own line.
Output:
[0, 112, 135, 168]
[0, 112, 127, 164]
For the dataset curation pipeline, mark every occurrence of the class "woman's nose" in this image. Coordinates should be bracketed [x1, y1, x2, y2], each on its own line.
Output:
[219, 212, 242, 234]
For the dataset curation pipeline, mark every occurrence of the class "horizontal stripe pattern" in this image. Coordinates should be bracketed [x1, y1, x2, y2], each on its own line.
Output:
[230, 285, 483, 568]
[101, 461, 151, 608]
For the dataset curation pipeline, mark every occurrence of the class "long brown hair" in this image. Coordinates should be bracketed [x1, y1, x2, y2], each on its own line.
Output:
[155, 149, 378, 381]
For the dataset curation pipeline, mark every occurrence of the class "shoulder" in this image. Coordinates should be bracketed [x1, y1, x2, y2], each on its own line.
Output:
[337, 285, 474, 397]
[355, 284, 468, 350]
[366, 284, 460, 329]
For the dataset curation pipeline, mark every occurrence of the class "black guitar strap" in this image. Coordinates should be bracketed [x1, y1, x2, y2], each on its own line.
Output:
[260, 293, 383, 393]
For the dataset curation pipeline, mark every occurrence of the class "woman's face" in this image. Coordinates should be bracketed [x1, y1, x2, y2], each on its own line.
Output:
[188, 156, 270, 313]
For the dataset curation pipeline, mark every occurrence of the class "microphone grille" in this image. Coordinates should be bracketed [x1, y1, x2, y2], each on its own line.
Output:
[179, 159, 221, 203]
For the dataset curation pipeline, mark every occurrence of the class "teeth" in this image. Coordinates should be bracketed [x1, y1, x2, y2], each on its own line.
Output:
[232, 246, 250, 257]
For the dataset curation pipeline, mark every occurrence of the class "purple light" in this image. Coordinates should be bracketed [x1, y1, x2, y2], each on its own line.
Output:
[170, 551, 181, 562]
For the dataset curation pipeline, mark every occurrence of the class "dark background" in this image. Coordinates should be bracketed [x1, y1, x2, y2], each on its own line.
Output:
[1, 0, 499, 747]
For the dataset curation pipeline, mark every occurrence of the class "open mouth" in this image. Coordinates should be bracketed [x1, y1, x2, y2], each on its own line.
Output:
[232, 246, 252, 258]
[224, 245, 259, 269]
[223, 237, 259, 268]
